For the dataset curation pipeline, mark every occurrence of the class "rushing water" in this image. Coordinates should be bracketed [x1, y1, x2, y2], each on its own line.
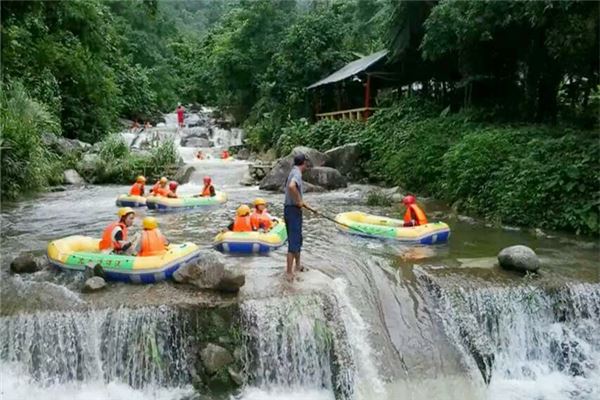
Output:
[1, 113, 598, 399]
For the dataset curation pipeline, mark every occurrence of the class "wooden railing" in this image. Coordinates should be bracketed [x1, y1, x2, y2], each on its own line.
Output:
[315, 107, 377, 121]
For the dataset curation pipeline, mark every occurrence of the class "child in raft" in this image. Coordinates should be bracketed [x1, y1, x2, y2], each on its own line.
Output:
[224, 205, 255, 232]
[250, 198, 276, 232]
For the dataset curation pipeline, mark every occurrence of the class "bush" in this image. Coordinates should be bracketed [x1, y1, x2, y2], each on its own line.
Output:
[0, 81, 62, 200]
[80, 134, 180, 184]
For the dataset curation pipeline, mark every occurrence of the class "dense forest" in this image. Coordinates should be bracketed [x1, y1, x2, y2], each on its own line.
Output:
[1, 0, 598, 234]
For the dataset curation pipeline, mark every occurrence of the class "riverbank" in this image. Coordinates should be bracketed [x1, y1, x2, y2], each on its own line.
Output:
[258, 98, 599, 236]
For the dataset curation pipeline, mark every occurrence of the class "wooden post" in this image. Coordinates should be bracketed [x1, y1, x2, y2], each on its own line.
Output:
[364, 74, 371, 120]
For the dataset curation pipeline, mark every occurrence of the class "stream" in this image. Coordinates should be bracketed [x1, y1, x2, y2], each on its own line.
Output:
[1, 112, 598, 400]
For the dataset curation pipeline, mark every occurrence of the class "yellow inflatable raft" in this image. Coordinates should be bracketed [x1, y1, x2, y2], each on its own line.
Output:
[213, 219, 287, 254]
[47, 235, 201, 283]
[335, 211, 450, 244]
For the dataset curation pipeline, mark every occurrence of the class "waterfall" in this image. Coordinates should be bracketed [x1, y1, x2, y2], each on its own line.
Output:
[422, 276, 600, 400]
[0, 306, 196, 388]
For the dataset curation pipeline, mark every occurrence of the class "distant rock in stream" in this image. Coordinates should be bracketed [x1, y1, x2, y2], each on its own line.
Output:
[497, 245, 541, 273]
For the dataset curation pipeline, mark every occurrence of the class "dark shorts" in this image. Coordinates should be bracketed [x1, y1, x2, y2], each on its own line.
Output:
[284, 205, 303, 253]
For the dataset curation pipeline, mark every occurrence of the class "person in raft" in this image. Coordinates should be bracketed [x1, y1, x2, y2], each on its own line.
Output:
[221, 149, 230, 159]
[250, 198, 275, 231]
[225, 205, 256, 232]
[197, 176, 216, 197]
[284, 153, 309, 280]
[176, 103, 185, 128]
[135, 217, 170, 256]
[129, 175, 146, 196]
[151, 177, 177, 198]
[402, 195, 428, 227]
[168, 181, 179, 198]
[99, 207, 136, 254]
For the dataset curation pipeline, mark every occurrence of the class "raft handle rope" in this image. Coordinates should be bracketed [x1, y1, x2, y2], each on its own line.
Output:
[302, 204, 368, 234]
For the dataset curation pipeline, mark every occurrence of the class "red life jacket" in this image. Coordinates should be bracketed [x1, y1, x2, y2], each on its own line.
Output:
[403, 204, 428, 226]
[99, 221, 128, 250]
[233, 215, 253, 232]
[250, 210, 272, 231]
[129, 182, 144, 196]
[138, 229, 167, 257]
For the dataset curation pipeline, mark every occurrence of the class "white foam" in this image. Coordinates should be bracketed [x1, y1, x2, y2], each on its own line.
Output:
[0, 363, 194, 400]
[235, 386, 334, 400]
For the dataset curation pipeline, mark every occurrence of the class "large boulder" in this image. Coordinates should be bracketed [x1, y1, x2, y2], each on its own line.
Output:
[63, 169, 85, 185]
[497, 245, 541, 273]
[303, 166, 347, 190]
[324, 142, 361, 177]
[291, 146, 327, 168]
[201, 343, 234, 374]
[259, 147, 326, 191]
[235, 148, 250, 160]
[10, 253, 41, 274]
[173, 252, 245, 292]
[173, 165, 196, 184]
[83, 276, 106, 293]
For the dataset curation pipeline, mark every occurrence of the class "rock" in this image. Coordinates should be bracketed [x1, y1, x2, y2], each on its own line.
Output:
[258, 157, 293, 191]
[182, 137, 210, 147]
[262, 148, 278, 162]
[49, 185, 67, 192]
[216, 268, 246, 293]
[239, 172, 256, 186]
[201, 343, 234, 374]
[63, 169, 85, 185]
[258, 146, 327, 192]
[56, 137, 91, 154]
[173, 252, 246, 293]
[235, 148, 250, 160]
[227, 367, 244, 386]
[83, 276, 106, 292]
[77, 153, 101, 179]
[497, 245, 541, 273]
[173, 165, 196, 184]
[291, 146, 326, 168]
[303, 166, 347, 190]
[304, 181, 326, 193]
[324, 142, 361, 177]
[10, 253, 41, 273]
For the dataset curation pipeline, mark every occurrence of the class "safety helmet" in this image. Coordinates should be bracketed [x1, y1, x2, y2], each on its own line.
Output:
[169, 181, 178, 191]
[160, 177, 168, 184]
[136, 175, 146, 183]
[402, 195, 416, 205]
[203, 176, 212, 184]
[253, 198, 267, 207]
[142, 216, 158, 230]
[236, 205, 251, 217]
[117, 207, 135, 218]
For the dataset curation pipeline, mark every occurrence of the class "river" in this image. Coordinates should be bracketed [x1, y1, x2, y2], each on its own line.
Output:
[1, 115, 598, 400]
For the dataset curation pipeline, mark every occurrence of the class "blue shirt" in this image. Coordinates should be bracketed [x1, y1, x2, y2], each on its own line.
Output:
[284, 166, 303, 206]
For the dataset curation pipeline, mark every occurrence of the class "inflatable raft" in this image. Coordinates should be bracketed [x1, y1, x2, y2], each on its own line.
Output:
[47, 235, 201, 283]
[213, 219, 287, 254]
[335, 211, 450, 244]
[115, 194, 146, 207]
[146, 192, 227, 211]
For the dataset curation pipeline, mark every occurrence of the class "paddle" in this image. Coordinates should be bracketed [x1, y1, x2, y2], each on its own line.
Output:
[302, 204, 368, 234]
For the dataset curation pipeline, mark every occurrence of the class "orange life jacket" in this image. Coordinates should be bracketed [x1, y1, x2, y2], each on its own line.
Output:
[201, 184, 214, 197]
[151, 182, 160, 194]
[155, 186, 171, 197]
[129, 182, 144, 196]
[99, 221, 128, 250]
[232, 215, 253, 232]
[403, 204, 428, 226]
[250, 210, 272, 231]
[138, 229, 167, 257]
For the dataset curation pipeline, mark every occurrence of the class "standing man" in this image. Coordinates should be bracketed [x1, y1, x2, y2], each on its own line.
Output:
[284, 153, 309, 281]
[176, 103, 185, 128]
